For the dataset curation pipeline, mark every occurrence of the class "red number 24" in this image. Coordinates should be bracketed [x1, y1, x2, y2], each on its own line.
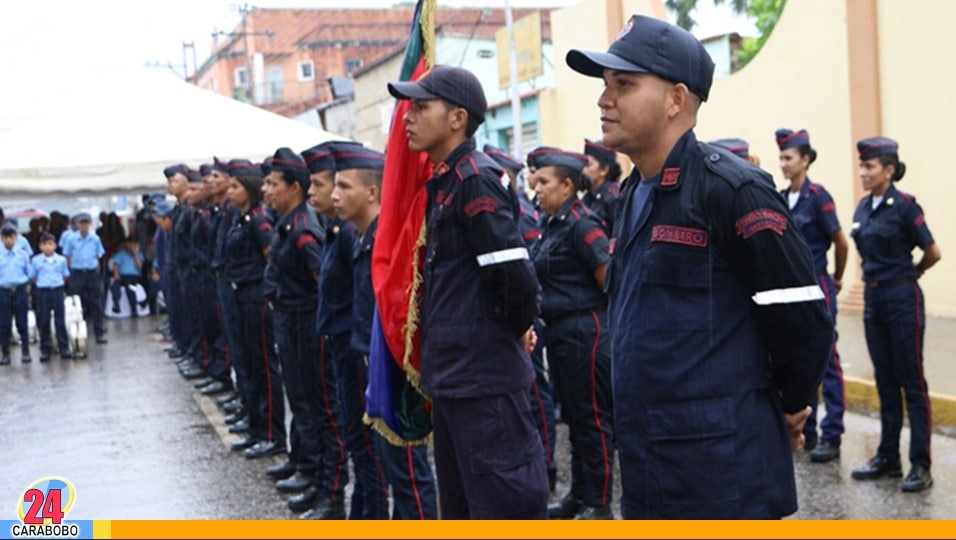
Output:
[23, 488, 64, 524]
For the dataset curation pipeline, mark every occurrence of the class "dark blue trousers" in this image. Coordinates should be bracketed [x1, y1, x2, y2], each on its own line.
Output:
[326, 334, 389, 519]
[216, 275, 242, 391]
[236, 285, 285, 444]
[374, 432, 438, 519]
[35, 286, 69, 355]
[199, 272, 228, 385]
[0, 285, 29, 354]
[182, 270, 205, 363]
[864, 281, 932, 468]
[432, 389, 549, 519]
[110, 275, 142, 315]
[546, 310, 614, 508]
[71, 269, 104, 338]
[273, 311, 348, 501]
[528, 318, 556, 487]
[804, 273, 845, 446]
[166, 266, 187, 351]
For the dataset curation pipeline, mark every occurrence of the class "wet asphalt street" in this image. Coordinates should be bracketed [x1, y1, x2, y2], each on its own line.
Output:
[1, 314, 954, 520]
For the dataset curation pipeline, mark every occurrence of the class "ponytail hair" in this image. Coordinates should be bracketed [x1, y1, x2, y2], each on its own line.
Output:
[879, 154, 906, 182]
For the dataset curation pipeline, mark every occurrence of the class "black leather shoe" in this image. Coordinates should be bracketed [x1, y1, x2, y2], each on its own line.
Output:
[230, 436, 257, 452]
[200, 381, 229, 395]
[193, 377, 215, 388]
[547, 493, 582, 519]
[180, 367, 207, 379]
[60, 351, 73, 359]
[276, 471, 313, 493]
[287, 485, 320, 512]
[21, 354, 31, 363]
[548, 469, 557, 492]
[167, 347, 184, 358]
[176, 358, 197, 368]
[267, 460, 297, 480]
[40, 353, 51, 362]
[852, 455, 903, 480]
[216, 392, 238, 406]
[298, 496, 346, 520]
[0, 355, 9, 365]
[810, 441, 841, 463]
[222, 399, 244, 414]
[804, 435, 818, 452]
[574, 505, 613, 520]
[228, 418, 249, 434]
[95, 336, 108, 345]
[245, 440, 285, 459]
[224, 412, 246, 425]
[901, 465, 933, 492]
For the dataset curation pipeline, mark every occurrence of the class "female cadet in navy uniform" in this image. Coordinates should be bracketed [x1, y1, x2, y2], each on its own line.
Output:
[849, 137, 940, 492]
[581, 139, 621, 234]
[528, 148, 614, 520]
[265, 147, 347, 519]
[223, 160, 286, 461]
[776, 128, 848, 463]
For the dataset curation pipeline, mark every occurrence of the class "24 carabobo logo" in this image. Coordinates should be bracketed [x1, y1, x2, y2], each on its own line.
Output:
[17, 477, 75, 525]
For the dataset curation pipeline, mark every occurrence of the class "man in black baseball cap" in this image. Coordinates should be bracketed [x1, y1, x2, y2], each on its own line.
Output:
[565, 14, 833, 520]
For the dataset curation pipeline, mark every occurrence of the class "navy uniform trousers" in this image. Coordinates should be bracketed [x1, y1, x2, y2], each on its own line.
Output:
[529, 318, 557, 488]
[200, 272, 229, 386]
[181, 270, 206, 364]
[235, 283, 285, 445]
[432, 389, 549, 519]
[71, 269, 105, 338]
[34, 286, 69, 355]
[373, 432, 438, 519]
[864, 281, 932, 468]
[545, 310, 614, 508]
[0, 285, 30, 353]
[166, 267, 188, 353]
[273, 309, 348, 501]
[804, 273, 846, 446]
[216, 275, 243, 393]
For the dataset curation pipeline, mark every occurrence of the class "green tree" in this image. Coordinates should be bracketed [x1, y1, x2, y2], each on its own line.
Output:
[665, 0, 749, 31]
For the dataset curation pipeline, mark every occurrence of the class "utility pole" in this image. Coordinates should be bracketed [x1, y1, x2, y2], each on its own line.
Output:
[241, 4, 254, 103]
[504, 0, 523, 160]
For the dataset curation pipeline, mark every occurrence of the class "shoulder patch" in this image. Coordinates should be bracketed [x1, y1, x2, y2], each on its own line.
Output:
[820, 202, 836, 213]
[735, 209, 788, 239]
[583, 227, 607, 246]
[464, 196, 498, 218]
[914, 214, 926, 227]
[807, 183, 821, 195]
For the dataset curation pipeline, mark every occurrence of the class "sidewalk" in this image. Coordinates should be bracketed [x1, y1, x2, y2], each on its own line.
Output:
[836, 312, 956, 435]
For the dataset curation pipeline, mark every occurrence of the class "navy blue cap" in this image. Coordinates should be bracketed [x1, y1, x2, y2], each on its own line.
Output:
[199, 163, 214, 176]
[775, 129, 810, 151]
[583, 139, 616, 165]
[1, 223, 16, 235]
[526, 147, 588, 174]
[271, 147, 310, 189]
[226, 159, 258, 176]
[302, 141, 363, 174]
[153, 201, 173, 217]
[566, 14, 715, 101]
[710, 138, 750, 158]
[261, 156, 273, 176]
[185, 168, 203, 183]
[75, 212, 93, 222]
[330, 144, 385, 172]
[163, 164, 189, 179]
[857, 136, 899, 161]
[3, 217, 17, 227]
[212, 157, 229, 174]
[388, 65, 487, 123]
[483, 144, 523, 175]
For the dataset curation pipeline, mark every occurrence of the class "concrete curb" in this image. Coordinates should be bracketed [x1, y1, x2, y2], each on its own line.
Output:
[844, 375, 956, 438]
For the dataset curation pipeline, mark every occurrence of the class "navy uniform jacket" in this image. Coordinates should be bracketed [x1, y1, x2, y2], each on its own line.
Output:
[608, 130, 831, 519]
[530, 198, 608, 321]
[224, 205, 274, 299]
[317, 216, 357, 336]
[851, 184, 934, 283]
[350, 217, 377, 354]
[188, 204, 212, 271]
[782, 179, 841, 274]
[210, 202, 239, 275]
[267, 202, 324, 314]
[582, 181, 619, 234]
[171, 203, 193, 267]
[516, 195, 541, 245]
[420, 139, 541, 399]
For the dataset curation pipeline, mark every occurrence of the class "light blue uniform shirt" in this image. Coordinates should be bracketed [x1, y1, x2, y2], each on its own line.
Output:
[110, 250, 143, 277]
[63, 232, 105, 270]
[0, 247, 31, 287]
[30, 253, 70, 288]
[13, 235, 33, 258]
[59, 229, 77, 251]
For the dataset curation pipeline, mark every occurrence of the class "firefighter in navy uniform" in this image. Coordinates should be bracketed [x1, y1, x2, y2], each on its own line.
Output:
[849, 137, 940, 493]
[175, 168, 208, 380]
[388, 65, 549, 519]
[527, 149, 614, 520]
[775, 129, 849, 463]
[581, 139, 621, 234]
[566, 15, 832, 518]
[265, 147, 347, 520]
[484, 143, 557, 491]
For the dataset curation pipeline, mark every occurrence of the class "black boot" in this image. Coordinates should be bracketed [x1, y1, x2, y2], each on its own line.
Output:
[547, 493, 582, 519]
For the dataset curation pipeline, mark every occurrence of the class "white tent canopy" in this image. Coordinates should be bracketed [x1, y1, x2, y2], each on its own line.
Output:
[0, 66, 342, 198]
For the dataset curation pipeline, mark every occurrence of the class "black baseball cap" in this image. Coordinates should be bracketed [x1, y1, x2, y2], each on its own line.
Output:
[566, 14, 715, 101]
[388, 65, 487, 123]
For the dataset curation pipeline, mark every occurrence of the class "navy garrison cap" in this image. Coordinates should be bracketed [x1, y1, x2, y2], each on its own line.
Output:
[388, 65, 487, 123]
[212, 157, 229, 174]
[226, 159, 258, 176]
[261, 157, 273, 176]
[483, 144, 523, 175]
[526, 147, 588, 174]
[199, 163, 214, 176]
[710, 138, 750, 159]
[331, 144, 385, 172]
[857, 136, 899, 161]
[566, 14, 715, 101]
[583, 139, 616, 165]
[775, 129, 810, 151]
[163, 164, 188, 179]
[301, 143, 336, 174]
[271, 147, 310, 189]
[185, 168, 203, 183]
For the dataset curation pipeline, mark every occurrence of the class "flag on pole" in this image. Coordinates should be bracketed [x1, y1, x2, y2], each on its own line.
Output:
[365, 0, 436, 445]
